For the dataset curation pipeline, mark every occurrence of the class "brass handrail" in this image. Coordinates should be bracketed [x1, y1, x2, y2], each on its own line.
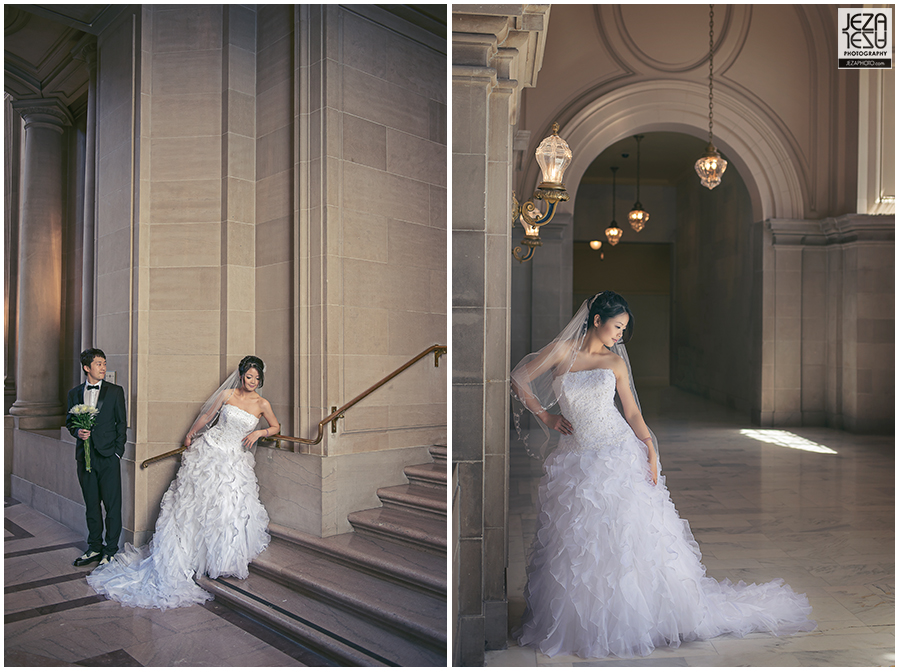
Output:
[141, 344, 447, 468]
[141, 445, 188, 468]
[265, 343, 447, 449]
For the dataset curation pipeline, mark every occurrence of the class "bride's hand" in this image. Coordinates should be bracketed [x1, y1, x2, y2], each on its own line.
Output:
[241, 431, 260, 449]
[543, 413, 574, 435]
[649, 457, 658, 485]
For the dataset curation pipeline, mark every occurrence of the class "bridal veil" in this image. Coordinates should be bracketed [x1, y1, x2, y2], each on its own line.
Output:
[510, 291, 658, 459]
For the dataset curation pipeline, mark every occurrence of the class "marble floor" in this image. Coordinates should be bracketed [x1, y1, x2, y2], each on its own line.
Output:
[3, 498, 330, 666]
[489, 386, 894, 667]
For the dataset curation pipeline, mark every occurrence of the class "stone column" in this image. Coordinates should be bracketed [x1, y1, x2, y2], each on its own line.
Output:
[452, 6, 551, 666]
[78, 43, 98, 353]
[9, 99, 73, 429]
[529, 216, 574, 350]
[4, 94, 21, 414]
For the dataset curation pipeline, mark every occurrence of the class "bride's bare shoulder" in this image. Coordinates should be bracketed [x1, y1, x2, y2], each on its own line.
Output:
[603, 349, 627, 374]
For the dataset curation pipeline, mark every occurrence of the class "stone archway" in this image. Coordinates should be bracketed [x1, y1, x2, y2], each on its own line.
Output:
[515, 79, 810, 422]
[525, 79, 807, 224]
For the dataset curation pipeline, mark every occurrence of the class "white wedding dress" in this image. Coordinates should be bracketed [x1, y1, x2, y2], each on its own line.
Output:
[515, 368, 815, 659]
[87, 403, 270, 610]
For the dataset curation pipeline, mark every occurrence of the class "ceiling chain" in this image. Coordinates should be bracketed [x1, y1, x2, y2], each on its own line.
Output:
[708, 4, 715, 144]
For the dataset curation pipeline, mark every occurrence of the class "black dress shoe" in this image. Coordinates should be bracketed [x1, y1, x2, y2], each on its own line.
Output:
[99, 552, 115, 566]
[73, 550, 101, 567]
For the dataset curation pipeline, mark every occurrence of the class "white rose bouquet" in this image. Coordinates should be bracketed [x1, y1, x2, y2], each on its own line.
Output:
[69, 404, 100, 472]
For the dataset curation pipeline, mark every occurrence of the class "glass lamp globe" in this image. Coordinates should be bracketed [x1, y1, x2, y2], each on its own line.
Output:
[589, 240, 602, 250]
[535, 123, 572, 187]
[628, 205, 649, 232]
[695, 144, 728, 190]
[605, 224, 623, 246]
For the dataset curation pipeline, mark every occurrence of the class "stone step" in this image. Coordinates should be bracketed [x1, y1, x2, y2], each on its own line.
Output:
[429, 444, 447, 464]
[198, 568, 445, 666]
[404, 462, 447, 489]
[255, 537, 444, 643]
[268, 522, 445, 597]
[348, 506, 446, 555]
[377, 483, 446, 520]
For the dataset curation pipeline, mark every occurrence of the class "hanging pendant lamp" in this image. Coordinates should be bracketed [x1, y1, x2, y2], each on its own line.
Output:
[695, 4, 727, 189]
[628, 135, 650, 231]
[605, 166, 623, 246]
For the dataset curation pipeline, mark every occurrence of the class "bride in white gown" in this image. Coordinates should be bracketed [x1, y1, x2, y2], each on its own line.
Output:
[87, 356, 279, 610]
[510, 291, 815, 659]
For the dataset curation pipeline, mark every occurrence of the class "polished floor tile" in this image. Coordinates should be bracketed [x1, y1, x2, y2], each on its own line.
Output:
[488, 386, 894, 668]
[3, 498, 325, 666]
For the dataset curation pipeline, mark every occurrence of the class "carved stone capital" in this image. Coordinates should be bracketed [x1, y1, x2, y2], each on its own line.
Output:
[453, 6, 551, 88]
[74, 41, 98, 67]
[10, 98, 74, 133]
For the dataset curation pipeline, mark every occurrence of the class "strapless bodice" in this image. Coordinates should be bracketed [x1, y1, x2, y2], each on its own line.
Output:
[203, 404, 259, 451]
[552, 368, 635, 450]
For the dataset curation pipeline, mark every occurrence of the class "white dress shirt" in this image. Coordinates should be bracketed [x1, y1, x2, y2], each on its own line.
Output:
[84, 379, 102, 408]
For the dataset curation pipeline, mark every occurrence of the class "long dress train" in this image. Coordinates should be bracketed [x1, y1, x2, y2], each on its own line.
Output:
[87, 404, 270, 610]
[515, 368, 815, 659]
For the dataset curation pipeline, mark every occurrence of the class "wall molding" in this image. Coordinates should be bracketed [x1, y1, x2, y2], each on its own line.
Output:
[768, 214, 895, 245]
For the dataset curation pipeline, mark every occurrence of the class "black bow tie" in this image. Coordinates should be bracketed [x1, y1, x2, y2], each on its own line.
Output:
[86, 385, 100, 390]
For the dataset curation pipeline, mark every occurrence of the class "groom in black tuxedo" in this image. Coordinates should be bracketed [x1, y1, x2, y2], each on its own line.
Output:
[66, 348, 127, 567]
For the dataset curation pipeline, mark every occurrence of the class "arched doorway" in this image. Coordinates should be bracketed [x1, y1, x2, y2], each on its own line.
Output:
[572, 130, 755, 411]
[513, 80, 806, 419]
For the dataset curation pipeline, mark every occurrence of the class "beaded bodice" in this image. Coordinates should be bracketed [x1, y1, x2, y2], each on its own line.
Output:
[204, 404, 259, 451]
[553, 368, 634, 451]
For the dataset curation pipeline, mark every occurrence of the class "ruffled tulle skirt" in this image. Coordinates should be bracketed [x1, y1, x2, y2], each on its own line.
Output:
[86, 435, 270, 610]
[515, 434, 815, 659]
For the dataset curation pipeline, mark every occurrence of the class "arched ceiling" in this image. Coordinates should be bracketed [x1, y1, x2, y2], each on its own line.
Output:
[4, 5, 122, 115]
[580, 132, 712, 187]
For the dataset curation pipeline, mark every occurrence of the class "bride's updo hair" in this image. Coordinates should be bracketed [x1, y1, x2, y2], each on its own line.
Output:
[239, 355, 265, 388]
[586, 291, 634, 343]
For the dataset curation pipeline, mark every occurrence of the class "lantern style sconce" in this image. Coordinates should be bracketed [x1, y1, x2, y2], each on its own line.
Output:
[628, 135, 650, 232]
[695, 4, 728, 189]
[605, 166, 623, 246]
[512, 123, 572, 263]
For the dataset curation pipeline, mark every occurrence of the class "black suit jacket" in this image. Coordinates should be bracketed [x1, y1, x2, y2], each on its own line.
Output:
[66, 382, 127, 460]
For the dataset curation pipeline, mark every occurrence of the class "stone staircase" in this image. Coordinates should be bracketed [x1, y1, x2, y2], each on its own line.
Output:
[198, 445, 447, 666]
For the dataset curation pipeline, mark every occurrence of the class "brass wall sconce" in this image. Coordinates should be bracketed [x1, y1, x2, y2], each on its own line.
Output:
[512, 123, 572, 263]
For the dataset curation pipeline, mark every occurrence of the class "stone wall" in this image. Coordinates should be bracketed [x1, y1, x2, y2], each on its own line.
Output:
[251, 5, 447, 537]
[843, 242, 894, 433]
[7, 5, 446, 546]
[255, 4, 292, 433]
[133, 5, 250, 544]
[764, 217, 894, 433]
[672, 170, 756, 411]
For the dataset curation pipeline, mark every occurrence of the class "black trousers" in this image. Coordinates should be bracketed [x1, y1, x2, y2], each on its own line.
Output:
[76, 450, 122, 556]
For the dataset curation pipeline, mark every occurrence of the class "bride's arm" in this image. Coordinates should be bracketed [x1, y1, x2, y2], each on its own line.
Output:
[184, 389, 231, 446]
[511, 342, 574, 435]
[612, 356, 657, 484]
[242, 400, 281, 449]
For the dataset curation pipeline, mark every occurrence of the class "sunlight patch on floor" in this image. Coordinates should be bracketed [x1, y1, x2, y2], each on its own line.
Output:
[740, 429, 838, 455]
